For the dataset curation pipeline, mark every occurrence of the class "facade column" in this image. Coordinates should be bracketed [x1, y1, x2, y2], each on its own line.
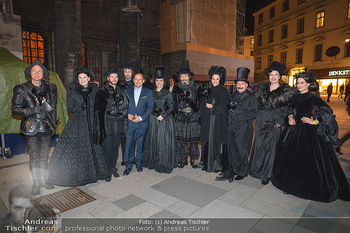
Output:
[54, 0, 81, 87]
[119, 0, 140, 61]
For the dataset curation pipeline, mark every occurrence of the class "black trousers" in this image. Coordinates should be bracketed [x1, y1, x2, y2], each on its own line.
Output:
[104, 134, 122, 172]
[327, 93, 332, 101]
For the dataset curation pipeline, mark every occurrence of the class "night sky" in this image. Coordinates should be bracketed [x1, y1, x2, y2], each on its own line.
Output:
[245, 0, 267, 35]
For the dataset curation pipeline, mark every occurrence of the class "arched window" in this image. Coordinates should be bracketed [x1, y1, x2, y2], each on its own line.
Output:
[22, 31, 45, 64]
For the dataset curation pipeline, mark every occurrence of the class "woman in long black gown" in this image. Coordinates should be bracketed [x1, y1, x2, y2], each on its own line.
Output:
[272, 71, 350, 202]
[142, 67, 177, 173]
[47, 67, 109, 186]
[248, 61, 294, 185]
[200, 66, 230, 172]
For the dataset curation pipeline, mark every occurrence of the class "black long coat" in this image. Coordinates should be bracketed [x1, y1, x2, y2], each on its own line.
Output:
[227, 90, 258, 177]
[200, 85, 230, 144]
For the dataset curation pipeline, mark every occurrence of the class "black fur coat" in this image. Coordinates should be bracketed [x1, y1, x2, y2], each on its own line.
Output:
[253, 82, 294, 110]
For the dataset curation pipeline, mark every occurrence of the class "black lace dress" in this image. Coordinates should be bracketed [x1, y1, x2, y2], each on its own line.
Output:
[271, 92, 350, 202]
[47, 82, 109, 186]
[142, 89, 178, 173]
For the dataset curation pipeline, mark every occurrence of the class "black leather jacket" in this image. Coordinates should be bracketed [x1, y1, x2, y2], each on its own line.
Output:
[173, 79, 200, 122]
[11, 80, 57, 135]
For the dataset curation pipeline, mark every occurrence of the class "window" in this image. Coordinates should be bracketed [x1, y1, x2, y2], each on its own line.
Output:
[348, 1, 350, 19]
[296, 48, 303, 64]
[257, 34, 262, 46]
[298, 0, 305, 5]
[250, 51, 254, 56]
[82, 42, 87, 67]
[281, 24, 288, 39]
[281, 52, 287, 66]
[22, 31, 45, 64]
[258, 13, 263, 24]
[270, 7, 275, 18]
[297, 18, 304, 34]
[345, 40, 350, 57]
[268, 29, 274, 43]
[314, 44, 322, 61]
[316, 11, 325, 28]
[268, 55, 273, 67]
[283, 0, 289, 12]
[257, 57, 262, 69]
[250, 38, 254, 45]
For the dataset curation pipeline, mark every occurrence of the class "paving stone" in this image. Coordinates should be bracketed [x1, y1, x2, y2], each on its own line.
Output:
[189, 200, 263, 218]
[113, 194, 146, 211]
[219, 184, 259, 207]
[166, 200, 200, 218]
[134, 188, 179, 209]
[294, 217, 350, 233]
[241, 197, 305, 218]
[305, 199, 350, 218]
[150, 209, 180, 218]
[151, 175, 227, 207]
[253, 218, 294, 233]
[251, 185, 311, 211]
[116, 202, 162, 218]
[290, 226, 317, 233]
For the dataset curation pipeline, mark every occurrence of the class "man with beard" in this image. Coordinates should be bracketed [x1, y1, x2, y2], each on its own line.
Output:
[116, 60, 138, 165]
[94, 70, 129, 181]
[173, 60, 201, 168]
[11, 60, 56, 195]
[216, 67, 258, 182]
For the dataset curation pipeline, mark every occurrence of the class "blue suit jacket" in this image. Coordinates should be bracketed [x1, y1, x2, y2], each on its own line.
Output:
[125, 86, 154, 129]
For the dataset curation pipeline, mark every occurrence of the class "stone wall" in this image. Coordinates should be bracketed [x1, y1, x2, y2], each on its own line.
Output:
[0, 12, 22, 59]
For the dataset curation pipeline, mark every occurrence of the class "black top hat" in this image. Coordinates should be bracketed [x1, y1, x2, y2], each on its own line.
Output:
[176, 60, 194, 77]
[234, 67, 250, 84]
[266, 61, 286, 76]
[208, 66, 226, 86]
[155, 67, 166, 79]
[24, 59, 50, 79]
[103, 69, 120, 79]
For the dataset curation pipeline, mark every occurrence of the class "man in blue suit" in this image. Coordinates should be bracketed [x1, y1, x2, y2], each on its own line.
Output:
[123, 73, 154, 175]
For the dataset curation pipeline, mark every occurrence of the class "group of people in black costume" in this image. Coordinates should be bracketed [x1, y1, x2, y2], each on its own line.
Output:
[12, 58, 350, 203]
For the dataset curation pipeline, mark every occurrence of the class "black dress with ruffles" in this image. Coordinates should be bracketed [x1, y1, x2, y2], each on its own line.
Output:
[271, 92, 350, 202]
[142, 89, 178, 173]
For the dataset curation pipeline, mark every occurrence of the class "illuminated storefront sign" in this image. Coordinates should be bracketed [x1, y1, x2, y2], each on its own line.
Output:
[328, 70, 350, 76]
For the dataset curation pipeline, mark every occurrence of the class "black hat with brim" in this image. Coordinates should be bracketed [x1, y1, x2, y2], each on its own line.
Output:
[234, 67, 250, 84]
[265, 61, 286, 76]
[24, 59, 50, 79]
[116, 59, 141, 73]
[175, 60, 194, 77]
[103, 69, 120, 79]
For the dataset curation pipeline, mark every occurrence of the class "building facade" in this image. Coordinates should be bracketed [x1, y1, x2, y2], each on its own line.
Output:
[253, 0, 350, 94]
[0, 0, 160, 86]
[160, 0, 254, 83]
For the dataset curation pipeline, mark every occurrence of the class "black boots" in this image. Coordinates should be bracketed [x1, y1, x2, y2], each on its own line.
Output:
[178, 158, 198, 169]
[190, 159, 198, 169]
